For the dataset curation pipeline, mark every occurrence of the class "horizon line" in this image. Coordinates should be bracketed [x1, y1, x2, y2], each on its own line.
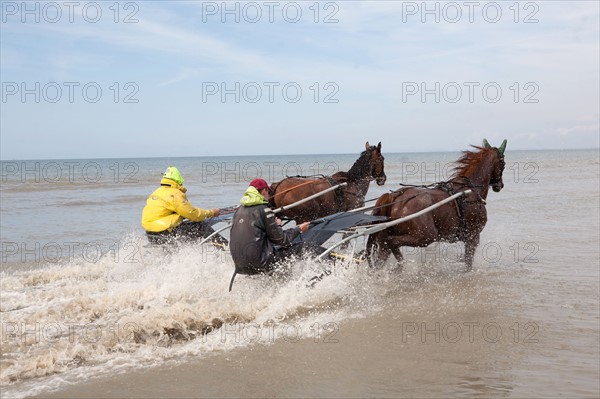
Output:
[0, 147, 598, 162]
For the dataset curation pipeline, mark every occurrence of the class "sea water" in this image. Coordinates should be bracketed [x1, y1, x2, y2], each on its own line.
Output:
[1, 149, 598, 398]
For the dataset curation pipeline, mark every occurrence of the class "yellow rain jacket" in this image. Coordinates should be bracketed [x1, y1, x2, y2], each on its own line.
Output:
[141, 178, 214, 233]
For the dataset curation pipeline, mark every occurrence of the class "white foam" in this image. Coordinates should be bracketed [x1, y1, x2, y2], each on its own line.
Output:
[0, 233, 397, 397]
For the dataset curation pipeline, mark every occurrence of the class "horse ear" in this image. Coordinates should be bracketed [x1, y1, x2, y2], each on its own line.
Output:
[482, 139, 491, 148]
[498, 139, 507, 155]
[377, 142, 382, 151]
[365, 141, 370, 150]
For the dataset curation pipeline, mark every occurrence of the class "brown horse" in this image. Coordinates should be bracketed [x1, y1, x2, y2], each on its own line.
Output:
[366, 139, 507, 271]
[270, 142, 386, 223]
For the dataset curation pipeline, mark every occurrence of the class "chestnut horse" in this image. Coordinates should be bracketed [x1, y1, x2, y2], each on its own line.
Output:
[367, 139, 507, 271]
[270, 142, 386, 223]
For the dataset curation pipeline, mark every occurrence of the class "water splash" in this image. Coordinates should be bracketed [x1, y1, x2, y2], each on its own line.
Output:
[0, 233, 400, 395]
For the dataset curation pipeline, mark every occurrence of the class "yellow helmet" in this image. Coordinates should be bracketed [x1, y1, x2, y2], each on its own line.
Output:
[163, 166, 184, 185]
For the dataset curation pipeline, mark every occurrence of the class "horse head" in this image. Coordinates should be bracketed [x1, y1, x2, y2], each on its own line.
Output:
[366, 141, 387, 186]
[483, 139, 507, 192]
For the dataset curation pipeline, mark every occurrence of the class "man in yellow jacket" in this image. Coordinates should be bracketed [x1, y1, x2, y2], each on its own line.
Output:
[142, 166, 221, 244]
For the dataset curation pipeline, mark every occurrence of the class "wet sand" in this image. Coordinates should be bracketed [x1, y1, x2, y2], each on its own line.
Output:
[37, 298, 598, 399]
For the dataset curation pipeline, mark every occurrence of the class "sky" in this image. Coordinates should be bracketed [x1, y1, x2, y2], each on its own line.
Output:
[0, 0, 599, 160]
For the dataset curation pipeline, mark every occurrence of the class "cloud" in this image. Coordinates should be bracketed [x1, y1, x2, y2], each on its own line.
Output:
[1, 1, 598, 159]
[550, 123, 600, 138]
[157, 68, 205, 87]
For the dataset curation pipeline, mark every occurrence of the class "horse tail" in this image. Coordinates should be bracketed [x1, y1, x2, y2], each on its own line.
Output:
[373, 188, 412, 217]
[372, 193, 393, 217]
[268, 180, 282, 208]
[269, 180, 282, 193]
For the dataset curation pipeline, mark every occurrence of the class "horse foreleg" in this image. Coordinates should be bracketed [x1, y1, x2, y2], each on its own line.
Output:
[365, 234, 376, 268]
[383, 232, 436, 271]
[464, 236, 479, 271]
[366, 233, 391, 267]
[389, 244, 404, 272]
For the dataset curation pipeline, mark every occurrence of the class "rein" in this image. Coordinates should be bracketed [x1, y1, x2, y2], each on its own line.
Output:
[374, 177, 488, 216]
[271, 180, 320, 199]
[399, 177, 488, 204]
[270, 146, 384, 218]
[272, 175, 373, 200]
[271, 175, 351, 199]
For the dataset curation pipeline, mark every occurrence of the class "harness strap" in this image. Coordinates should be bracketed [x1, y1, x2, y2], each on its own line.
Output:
[436, 181, 467, 233]
[228, 271, 237, 292]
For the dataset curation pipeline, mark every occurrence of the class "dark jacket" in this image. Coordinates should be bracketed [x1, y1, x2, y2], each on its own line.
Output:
[230, 187, 300, 275]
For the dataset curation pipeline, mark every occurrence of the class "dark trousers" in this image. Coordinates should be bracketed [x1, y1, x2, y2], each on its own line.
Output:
[146, 220, 226, 246]
[229, 243, 325, 291]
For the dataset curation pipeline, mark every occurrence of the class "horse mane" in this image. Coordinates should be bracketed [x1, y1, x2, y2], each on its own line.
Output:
[347, 146, 375, 181]
[451, 146, 497, 179]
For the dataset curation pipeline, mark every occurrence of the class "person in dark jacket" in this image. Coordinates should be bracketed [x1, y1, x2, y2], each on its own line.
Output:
[230, 179, 310, 280]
